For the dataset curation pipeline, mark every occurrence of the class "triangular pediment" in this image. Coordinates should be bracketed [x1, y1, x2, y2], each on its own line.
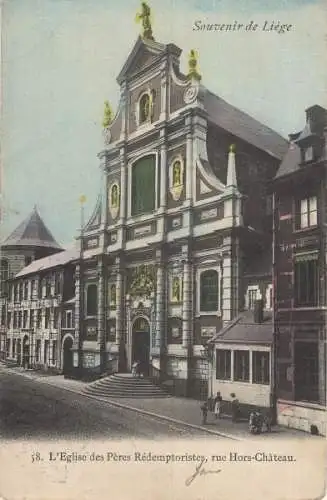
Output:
[117, 37, 167, 84]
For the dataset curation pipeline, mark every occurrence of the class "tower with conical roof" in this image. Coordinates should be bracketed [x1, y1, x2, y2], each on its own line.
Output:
[0, 207, 62, 285]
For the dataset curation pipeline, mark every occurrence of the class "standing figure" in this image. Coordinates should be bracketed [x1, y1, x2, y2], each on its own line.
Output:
[231, 393, 240, 422]
[213, 391, 223, 419]
[200, 401, 208, 425]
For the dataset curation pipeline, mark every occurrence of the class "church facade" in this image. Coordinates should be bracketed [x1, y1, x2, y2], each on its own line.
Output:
[72, 28, 288, 398]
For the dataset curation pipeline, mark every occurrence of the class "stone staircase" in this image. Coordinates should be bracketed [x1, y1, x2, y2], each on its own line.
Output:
[83, 373, 170, 399]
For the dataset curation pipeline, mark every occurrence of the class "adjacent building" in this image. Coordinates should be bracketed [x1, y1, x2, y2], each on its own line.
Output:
[273, 105, 327, 435]
[5, 248, 78, 373]
[0, 208, 62, 360]
[70, 29, 288, 398]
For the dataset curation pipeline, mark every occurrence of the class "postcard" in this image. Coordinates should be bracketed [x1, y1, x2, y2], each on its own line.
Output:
[0, 0, 326, 499]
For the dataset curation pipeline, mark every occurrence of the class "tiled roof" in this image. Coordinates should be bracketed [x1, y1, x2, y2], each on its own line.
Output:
[211, 310, 273, 345]
[2, 207, 61, 250]
[274, 142, 301, 179]
[204, 90, 289, 160]
[15, 248, 79, 278]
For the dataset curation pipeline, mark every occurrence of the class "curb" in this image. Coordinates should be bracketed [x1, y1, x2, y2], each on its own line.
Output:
[0, 365, 242, 441]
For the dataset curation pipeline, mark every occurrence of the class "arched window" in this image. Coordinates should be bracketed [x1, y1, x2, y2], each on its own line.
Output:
[131, 155, 156, 216]
[86, 284, 97, 316]
[139, 93, 150, 124]
[200, 270, 219, 312]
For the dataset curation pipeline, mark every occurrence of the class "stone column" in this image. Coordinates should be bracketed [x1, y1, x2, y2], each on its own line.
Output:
[74, 263, 82, 356]
[155, 262, 165, 349]
[159, 61, 168, 122]
[97, 258, 105, 368]
[221, 236, 236, 324]
[185, 118, 193, 201]
[119, 147, 127, 223]
[182, 253, 193, 349]
[115, 260, 123, 346]
[159, 141, 167, 210]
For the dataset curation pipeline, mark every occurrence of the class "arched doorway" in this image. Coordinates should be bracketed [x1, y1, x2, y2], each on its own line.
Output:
[22, 335, 29, 369]
[62, 336, 73, 376]
[132, 317, 150, 375]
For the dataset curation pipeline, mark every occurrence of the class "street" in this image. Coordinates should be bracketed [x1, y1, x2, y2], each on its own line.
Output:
[0, 371, 215, 440]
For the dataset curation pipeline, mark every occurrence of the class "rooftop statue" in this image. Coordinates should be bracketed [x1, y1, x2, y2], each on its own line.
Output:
[187, 49, 201, 81]
[135, 2, 154, 41]
[102, 100, 113, 129]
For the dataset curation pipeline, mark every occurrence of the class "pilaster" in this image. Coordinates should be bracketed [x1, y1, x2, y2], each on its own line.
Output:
[185, 117, 193, 202]
[182, 245, 193, 348]
[96, 257, 105, 364]
[115, 257, 123, 346]
[159, 132, 168, 211]
[155, 249, 165, 350]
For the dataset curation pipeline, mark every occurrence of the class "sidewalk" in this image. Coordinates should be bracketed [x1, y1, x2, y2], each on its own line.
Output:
[0, 363, 318, 441]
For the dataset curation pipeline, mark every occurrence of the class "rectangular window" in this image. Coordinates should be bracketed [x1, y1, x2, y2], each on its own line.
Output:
[252, 351, 270, 384]
[131, 156, 156, 216]
[12, 339, 16, 357]
[36, 340, 41, 362]
[23, 282, 28, 300]
[45, 308, 50, 329]
[55, 272, 61, 295]
[51, 341, 57, 364]
[294, 341, 319, 402]
[304, 146, 313, 162]
[234, 350, 250, 382]
[37, 309, 42, 328]
[30, 310, 35, 329]
[23, 310, 28, 329]
[45, 277, 51, 298]
[294, 257, 318, 307]
[18, 311, 22, 328]
[65, 311, 72, 329]
[299, 197, 317, 229]
[19, 283, 23, 302]
[216, 350, 231, 380]
[53, 308, 59, 329]
[31, 280, 36, 299]
[44, 340, 49, 364]
[200, 270, 219, 312]
[7, 311, 11, 329]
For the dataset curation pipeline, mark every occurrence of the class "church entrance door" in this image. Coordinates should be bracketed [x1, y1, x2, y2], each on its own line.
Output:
[132, 317, 150, 376]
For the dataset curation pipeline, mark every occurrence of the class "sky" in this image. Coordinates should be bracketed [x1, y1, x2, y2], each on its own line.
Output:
[1, 0, 326, 247]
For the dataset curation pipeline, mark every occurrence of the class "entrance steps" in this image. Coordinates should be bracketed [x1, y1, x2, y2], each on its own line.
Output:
[83, 373, 170, 399]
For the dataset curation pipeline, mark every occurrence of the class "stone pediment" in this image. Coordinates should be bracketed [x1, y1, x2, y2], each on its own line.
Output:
[117, 37, 166, 84]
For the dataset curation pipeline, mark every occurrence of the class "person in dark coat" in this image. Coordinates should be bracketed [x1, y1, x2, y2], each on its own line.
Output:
[201, 401, 208, 425]
[231, 393, 240, 422]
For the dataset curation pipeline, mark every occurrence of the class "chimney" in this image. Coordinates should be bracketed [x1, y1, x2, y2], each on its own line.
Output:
[253, 299, 264, 324]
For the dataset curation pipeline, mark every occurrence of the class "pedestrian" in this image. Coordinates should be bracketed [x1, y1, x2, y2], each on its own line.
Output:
[213, 391, 223, 419]
[231, 393, 240, 422]
[200, 401, 208, 425]
[131, 360, 139, 377]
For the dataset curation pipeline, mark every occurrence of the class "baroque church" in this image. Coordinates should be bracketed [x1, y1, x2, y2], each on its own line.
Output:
[73, 5, 288, 398]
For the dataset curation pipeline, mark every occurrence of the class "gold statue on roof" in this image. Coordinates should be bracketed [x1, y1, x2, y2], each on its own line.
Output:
[135, 2, 154, 40]
[102, 100, 113, 128]
[187, 49, 201, 81]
